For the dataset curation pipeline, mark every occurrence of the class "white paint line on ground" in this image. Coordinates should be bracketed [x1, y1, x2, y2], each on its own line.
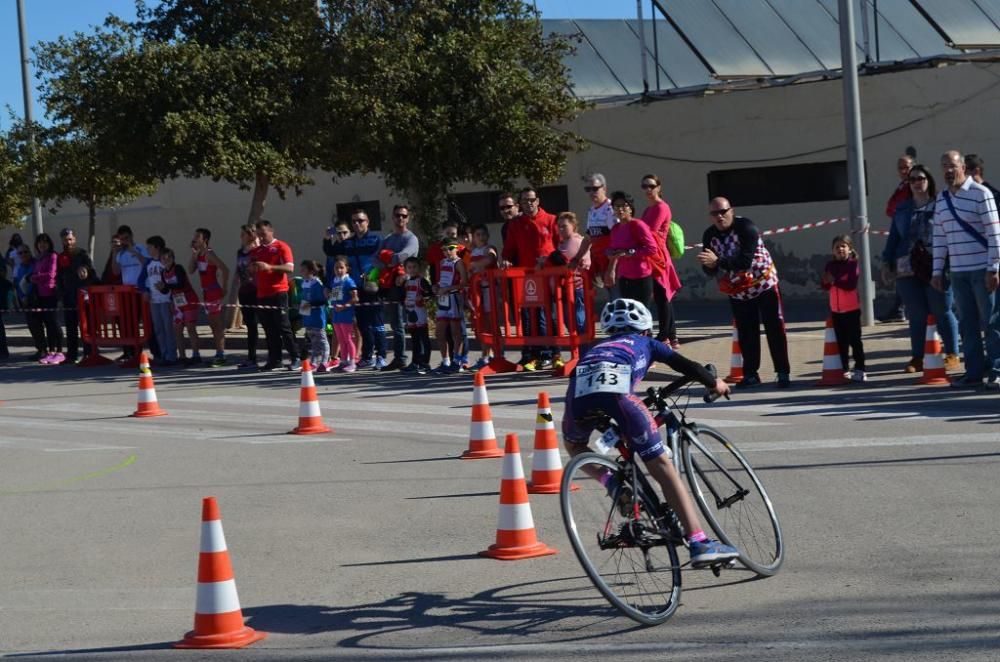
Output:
[43, 446, 138, 453]
[739, 431, 1000, 452]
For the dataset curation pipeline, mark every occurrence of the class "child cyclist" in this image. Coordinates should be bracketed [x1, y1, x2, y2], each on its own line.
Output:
[561, 298, 739, 568]
[299, 260, 330, 372]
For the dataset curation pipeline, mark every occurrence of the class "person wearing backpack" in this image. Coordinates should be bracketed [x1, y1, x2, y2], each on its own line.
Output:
[640, 174, 683, 348]
[931, 150, 1000, 389]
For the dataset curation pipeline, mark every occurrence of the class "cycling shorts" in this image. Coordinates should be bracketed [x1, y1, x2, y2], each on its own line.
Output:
[561, 389, 668, 461]
[203, 286, 224, 316]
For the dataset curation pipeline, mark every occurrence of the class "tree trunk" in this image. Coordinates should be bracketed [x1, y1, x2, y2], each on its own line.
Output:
[410, 189, 446, 248]
[247, 170, 270, 225]
[87, 196, 97, 258]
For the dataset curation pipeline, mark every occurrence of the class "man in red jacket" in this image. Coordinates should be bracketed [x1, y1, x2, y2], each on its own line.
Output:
[500, 187, 559, 370]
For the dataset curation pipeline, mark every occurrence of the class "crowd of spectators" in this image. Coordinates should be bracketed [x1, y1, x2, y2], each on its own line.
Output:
[1, 153, 998, 390]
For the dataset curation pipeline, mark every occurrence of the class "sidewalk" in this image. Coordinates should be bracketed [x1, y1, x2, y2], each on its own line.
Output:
[1, 302, 924, 384]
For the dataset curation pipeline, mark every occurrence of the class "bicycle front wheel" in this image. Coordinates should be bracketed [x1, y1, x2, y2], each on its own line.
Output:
[683, 425, 784, 576]
[560, 452, 682, 625]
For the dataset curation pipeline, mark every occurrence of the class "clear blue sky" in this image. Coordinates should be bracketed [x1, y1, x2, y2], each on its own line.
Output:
[0, 1, 632, 129]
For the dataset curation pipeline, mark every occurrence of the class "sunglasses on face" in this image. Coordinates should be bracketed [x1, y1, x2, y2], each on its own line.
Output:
[909, 176, 928, 182]
[710, 208, 731, 217]
[499, 204, 515, 211]
[394, 213, 409, 219]
[640, 183, 657, 190]
[584, 186, 602, 193]
[521, 198, 539, 204]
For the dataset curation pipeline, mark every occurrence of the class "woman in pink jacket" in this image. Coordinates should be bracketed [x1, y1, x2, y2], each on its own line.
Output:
[606, 191, 660, 309]
[640, 174, 683, 347]
[29, 233, 65, 364]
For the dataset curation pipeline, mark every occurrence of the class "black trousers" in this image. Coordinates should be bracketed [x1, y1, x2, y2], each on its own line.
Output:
[25, 310, 45, 354]
[409, 326, 431, 365]
[238, 286, 260, 362]
[652, 280, 676, 342]
[357, 288, 387, 360]
[832, 309, 865, 371]
[36, 295, 63, 353]
[258, 292, 298, 365]
[619, 276, 653, 310]
[729, 287, 790, 376]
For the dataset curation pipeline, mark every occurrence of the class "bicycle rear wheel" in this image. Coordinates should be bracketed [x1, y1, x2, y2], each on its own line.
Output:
[683, 425, 784, 576]
[560, 452, 682, 625]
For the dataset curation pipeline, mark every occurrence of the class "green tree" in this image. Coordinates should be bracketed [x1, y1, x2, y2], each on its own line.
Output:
[36, 1, 359, 225]
[0, 129, 30, 229]
[328, 0, 586, 236]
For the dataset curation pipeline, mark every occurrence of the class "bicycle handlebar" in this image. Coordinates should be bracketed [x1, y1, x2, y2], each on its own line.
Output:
[643, 363, 729, 409]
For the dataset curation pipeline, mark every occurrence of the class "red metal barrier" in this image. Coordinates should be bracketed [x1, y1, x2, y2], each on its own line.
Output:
[469, 267, 596, 377]
[77, 285, 152, 368]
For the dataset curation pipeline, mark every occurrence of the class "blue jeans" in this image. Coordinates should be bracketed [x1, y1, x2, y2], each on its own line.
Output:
[150, 301, 177, 361]
[895, 276, 959, 358]
[950, 270, 997, 380]
[383, 301, 407, 360]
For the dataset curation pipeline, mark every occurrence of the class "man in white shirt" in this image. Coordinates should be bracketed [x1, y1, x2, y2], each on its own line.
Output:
[931, 150, 1000, 388]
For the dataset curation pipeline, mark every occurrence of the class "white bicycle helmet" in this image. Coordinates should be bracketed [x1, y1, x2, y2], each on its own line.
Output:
[600, 298, 653, 334]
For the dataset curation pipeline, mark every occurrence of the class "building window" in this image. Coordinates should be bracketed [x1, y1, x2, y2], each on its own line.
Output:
[447, 185, 570, 227]
[707, 161, 861, 206]
[335, 200, 383, 231]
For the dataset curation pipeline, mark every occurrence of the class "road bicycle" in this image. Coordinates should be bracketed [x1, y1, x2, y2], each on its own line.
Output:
[559, 366, 784, 625]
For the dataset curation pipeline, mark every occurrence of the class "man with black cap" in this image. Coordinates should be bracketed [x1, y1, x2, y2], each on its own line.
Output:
[57, 228, 98, 363]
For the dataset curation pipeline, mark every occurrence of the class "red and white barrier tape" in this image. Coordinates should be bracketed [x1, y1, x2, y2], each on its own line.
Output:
[685, 216, 888, 250]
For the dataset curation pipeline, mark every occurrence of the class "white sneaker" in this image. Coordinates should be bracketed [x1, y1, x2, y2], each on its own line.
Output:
[851, 370, 868, 382]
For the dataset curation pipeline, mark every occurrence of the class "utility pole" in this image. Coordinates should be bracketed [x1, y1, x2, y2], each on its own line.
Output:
[838, 0, 875, 326]
[17, 0, 44, 236]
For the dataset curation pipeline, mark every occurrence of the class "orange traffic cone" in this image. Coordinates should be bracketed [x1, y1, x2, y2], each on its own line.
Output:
[175, 497, 266, 649]
[461, 372, 504, 459]
[480, 433, 557, 560]
[527, 392, 574, 494]
[131, 351, 167, 417]
[289, 359, 332, 435]
[723, 321, 743, 384]
[814, 316, 851, 386]
[919, 315, 951, 385]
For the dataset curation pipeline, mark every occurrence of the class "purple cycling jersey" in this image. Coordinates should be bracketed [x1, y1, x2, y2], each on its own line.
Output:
[574, 333, 675, 391]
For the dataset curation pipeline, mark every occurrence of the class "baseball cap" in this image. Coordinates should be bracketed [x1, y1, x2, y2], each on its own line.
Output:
[444, 243, 460, 250]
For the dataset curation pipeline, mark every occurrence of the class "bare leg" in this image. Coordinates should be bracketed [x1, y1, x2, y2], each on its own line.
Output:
[643, 454, 703, 537]
[208, 315, 225, 353]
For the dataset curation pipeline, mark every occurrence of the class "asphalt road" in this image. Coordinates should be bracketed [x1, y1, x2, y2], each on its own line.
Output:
[1, 321, 998, 661]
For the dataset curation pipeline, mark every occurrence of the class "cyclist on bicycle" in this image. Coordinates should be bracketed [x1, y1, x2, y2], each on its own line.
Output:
[562, 298, 740, 568]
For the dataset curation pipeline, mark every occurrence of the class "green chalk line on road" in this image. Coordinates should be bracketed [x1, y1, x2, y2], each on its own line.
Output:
[0, 454, 138, 495]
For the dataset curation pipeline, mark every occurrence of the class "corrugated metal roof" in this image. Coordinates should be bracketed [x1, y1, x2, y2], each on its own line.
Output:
[543, 0, 1000, 100]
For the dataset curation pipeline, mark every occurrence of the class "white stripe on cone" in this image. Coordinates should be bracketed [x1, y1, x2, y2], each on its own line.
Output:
[472, 386, 488, 405]
[195, 579, 241, 615]
[497, 502, 534, 531]
[301, 370, 316, 387]
[200, 520, 227, 553]
[824, 327, 837, 341]
[470, 420, 495, 440]
[532, 449, 563, 471]
[502, 453, 525, 480]
[822, 354, 844, 369]
[299, 400, 322, 418]
[138, 389, 158, 404]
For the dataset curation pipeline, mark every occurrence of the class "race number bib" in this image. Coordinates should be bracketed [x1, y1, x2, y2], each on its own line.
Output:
[437, 294, 451, 309]
[197, 260, 208, 272]
[329, 286, 343, 303]
[172, 292, 188, 307]
[574, 362, 631, 397]
[299, 301, 312, 315]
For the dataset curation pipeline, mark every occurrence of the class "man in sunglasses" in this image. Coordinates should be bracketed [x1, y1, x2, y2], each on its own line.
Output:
[698, 198, 790, 388]
[500, 186, 559, 370]
[378, 204, 420, 370]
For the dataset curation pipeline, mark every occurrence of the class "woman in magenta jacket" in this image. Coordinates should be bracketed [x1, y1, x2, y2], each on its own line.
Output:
[640, 174, 683, 347]
[605, 191, 660, 309]
[29, 233, 65, 364]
